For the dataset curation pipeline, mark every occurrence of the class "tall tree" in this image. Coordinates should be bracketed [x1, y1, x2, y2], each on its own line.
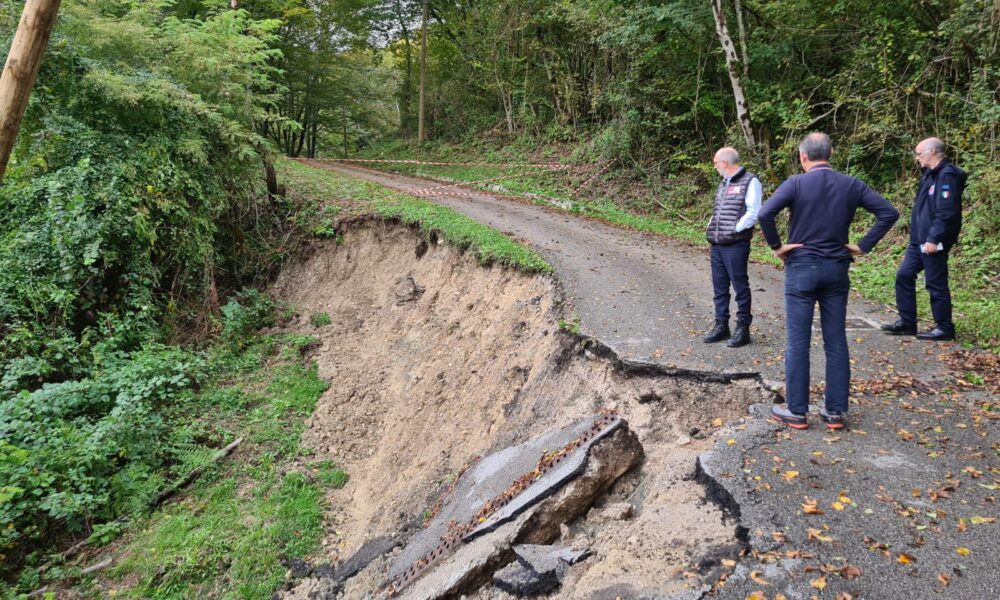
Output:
[417, 0, 429, 144]
[710, 0, 755, 150]
[0, 0, 63, 182]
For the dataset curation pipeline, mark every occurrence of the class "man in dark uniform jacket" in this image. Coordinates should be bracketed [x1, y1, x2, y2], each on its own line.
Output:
[758, 133, 899, 430]
[703, 147, 762, 348]
[882, 137, 967, 341]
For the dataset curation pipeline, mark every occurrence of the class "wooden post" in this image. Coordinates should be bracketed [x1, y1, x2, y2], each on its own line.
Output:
[417, 0, 429, 145]
[0, 0, 63, 183]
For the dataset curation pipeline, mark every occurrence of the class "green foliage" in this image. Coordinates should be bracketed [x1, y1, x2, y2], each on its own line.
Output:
[278, 159, 553, 273]
[309, 312, 332, 328]
[221, 290, 278, 343]
[0, 347, 205, 556]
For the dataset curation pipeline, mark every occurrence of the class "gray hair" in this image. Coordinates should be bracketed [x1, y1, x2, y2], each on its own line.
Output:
[922, 137, 946, 155]
[716, 147, 740, 164]
[799, 132, 832, 161]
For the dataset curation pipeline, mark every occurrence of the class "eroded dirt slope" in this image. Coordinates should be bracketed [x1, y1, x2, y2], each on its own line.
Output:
[272, 222, 767, 599]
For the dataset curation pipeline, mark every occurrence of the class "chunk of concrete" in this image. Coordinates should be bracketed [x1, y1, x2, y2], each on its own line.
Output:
[513, 544, 591, 573]
[389, 414, 622, 588]
[493, 559, 560, 597]
[394, 423, 642, 599]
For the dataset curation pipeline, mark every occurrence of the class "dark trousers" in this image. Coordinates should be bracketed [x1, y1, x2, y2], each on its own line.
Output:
[784, 259, 851, 414]
[895, 243, 953, 333]
[710, 240, 752, 326]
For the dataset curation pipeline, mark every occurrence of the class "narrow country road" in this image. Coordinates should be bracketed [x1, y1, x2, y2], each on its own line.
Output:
[298, 159, 998, 600]
[300, 159, 950, 385]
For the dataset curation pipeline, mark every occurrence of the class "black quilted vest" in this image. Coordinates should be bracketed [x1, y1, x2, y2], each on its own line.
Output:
[706, 167, 756, 245]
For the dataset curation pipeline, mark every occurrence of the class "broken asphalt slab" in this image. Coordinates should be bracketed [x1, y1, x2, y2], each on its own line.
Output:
[395, 424, 643, 599]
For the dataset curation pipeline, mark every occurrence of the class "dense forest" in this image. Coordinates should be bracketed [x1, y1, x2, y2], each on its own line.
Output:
[0, 0, 997, 596]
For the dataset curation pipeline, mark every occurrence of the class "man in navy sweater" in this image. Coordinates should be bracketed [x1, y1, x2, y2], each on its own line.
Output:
[881, 137, 966, 341]
[758, 133, 899, 430]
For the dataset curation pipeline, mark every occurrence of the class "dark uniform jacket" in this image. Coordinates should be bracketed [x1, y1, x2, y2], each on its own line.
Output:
[911, 160, 966, 249]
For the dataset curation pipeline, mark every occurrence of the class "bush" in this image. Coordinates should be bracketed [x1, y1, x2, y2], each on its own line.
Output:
[0, 348, 205, 558]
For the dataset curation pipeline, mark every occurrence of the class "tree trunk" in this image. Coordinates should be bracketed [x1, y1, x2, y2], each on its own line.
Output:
[342, 106, 349, 158]
[395, 0, 413, 133]
[733, 0, 750, 81]
[0, 0, 63, 183]
[710, 0, 756, 150]
[417, 0, 429, 145]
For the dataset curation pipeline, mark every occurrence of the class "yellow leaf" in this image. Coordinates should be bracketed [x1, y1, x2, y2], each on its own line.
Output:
[727, 438, 736, 445]
[750, 570, 770, 586]
[832, 501, 845, 511]
[802, 498, 824, 515]
[712, 418, 723, 427]
[956, 547, 971, 556]
[782, 470, 800, 483]
[810, 575, 827, 590]
[746, 593, 766, 600]
[897, 553, 915, 564]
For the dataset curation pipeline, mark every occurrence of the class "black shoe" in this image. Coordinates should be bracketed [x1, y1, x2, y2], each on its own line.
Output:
[881, 320, 917, 335]
[703, 321, 730, 343]
[727, 324, 750, 348]
[916, 327, 955, 341]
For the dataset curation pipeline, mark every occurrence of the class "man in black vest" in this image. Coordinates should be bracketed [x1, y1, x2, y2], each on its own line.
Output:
[881, 137, 966, 341]
[703, 147, 761, 348]
[759, 133, 898, 430]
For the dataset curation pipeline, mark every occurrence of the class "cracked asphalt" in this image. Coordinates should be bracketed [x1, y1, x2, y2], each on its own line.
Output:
[300, 159, 998, 600]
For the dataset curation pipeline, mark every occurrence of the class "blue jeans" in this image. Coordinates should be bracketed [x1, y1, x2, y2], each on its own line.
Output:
[710, 241, 752, 326]
[784, 259, 851, 414]
[895, 243, 953, 333]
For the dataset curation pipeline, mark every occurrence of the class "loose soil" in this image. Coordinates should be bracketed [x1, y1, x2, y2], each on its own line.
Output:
[272, 221, 767, 599]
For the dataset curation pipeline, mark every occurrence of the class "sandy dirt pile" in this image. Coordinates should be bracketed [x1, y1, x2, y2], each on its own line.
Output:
[271, 222, 766, 599]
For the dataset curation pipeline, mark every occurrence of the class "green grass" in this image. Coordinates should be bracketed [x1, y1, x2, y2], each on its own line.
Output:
[277, 159, 551, 273]
[17, 333, 344, 600]
[309, 312, 332, 327]
[333, 138, 998, 350]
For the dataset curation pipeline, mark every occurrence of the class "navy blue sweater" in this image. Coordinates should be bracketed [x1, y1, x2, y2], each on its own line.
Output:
[758, 164, 899, 261]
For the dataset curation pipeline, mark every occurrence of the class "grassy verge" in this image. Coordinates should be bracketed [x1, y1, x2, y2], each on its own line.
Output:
[278, 159, 551, 273]
[329, 138, 998, 350]
[5, 310, 345, 599]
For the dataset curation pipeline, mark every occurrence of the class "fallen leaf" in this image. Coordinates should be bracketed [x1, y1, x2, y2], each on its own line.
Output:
[840, 564, 862, 580]
[956, 547, 971, 556]
[807, 528, 833, 543]
[832, 501, 845, 511]
[722, 558, 737, 567]
[802, 498, 825, 515]
[783, 470, 800, 483]
[897, 553, 915, 564]
[727, 438, 736, 445]
[771, 531, 787, 543]
[745, 592, 766, 600]
[810, 575, 827, 590]
[750, 570, 770, 586]
[712, 418, 723, 427]
[970, 516, 996, 525]
[836, 593, 854, 600]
